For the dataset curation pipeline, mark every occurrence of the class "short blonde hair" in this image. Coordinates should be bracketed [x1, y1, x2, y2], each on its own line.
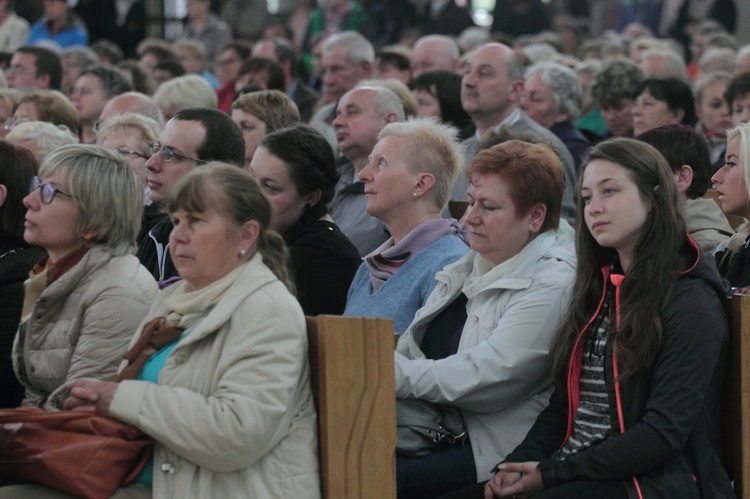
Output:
[231, 90, 300, 132]
[95, 112, 161, 157]
[153, 74, 218, 111]
[39, 144, 143, 252]
[377, 117, 461, 210]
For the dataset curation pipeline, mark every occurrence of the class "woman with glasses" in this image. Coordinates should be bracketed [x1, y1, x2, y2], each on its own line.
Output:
[96, 112, 163, 243]
[12, 144, 158, 410]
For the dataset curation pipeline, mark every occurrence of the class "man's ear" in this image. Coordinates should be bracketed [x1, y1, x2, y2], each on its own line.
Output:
[508, 80, 524, 103]
[36, 73, 51, 90]
[360, 60, 372, 77]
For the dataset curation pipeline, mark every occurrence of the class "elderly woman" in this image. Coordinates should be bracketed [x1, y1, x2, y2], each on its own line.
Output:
[713, 122, 750, 288]
[395, 140, 576, 498]
[522, 62, 592, 170]
[231, 90, 300, 168]
[631, 77, 697, 137]
[0, 142, 43, 409]
[12, 145, 157, 411]
[153, 74, 218, 122]
[411, 70, 474, 140]
[250, 124, 360, 315]
[70, 66, 133, 143]
[6, 121, 78, 163]
[96, 112, 163, 243]
[50, 163, 320, 498]
[7, 90, 79, 133]
[343, 118, 470, 334]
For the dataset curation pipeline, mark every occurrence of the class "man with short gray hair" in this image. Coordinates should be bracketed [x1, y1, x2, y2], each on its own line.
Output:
[330, 86, 404, 255]
[309, 31, 374, 154]
[458, 42, 578, 222]
[410, 35, 461, 79]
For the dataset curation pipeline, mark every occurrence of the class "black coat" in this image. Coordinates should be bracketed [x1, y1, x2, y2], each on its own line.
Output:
[504, 240, 734, 498]
[0, 242, 45, 408]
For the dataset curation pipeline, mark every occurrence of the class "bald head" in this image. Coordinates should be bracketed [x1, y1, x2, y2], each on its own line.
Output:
[461, 43, 525, 134]
[411, 35, 461, 78]
[98, 92, 164, 127]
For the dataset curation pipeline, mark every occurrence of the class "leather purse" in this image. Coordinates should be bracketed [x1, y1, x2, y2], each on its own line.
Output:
[396, 398, 468, 457]
[0, 407, 154, 499]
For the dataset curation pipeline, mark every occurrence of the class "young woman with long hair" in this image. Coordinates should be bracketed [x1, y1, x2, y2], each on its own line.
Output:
[443, 138, 733, 498]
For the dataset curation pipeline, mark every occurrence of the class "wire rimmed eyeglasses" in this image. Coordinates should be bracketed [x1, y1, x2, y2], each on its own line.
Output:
[149, 143, 206, 164]
[30, 176, 76, 205]
[116, 148, 150, 160]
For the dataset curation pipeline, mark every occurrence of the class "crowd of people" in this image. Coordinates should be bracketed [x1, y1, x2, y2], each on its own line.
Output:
[0, 0, 748, 497]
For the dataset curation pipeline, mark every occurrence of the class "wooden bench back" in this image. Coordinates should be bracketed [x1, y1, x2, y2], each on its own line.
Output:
[728, 293, 750, 498]
[306, 315, 397, 499]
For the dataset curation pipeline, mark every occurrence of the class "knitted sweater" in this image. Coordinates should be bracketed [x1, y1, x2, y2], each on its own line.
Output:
[344, 234, 469, 334]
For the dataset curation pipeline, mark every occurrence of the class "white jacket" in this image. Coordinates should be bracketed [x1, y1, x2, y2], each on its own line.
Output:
[109, 253, 320, 498]
[395, 231, 576, 480]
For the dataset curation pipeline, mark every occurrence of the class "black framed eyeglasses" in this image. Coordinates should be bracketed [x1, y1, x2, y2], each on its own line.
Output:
[149, 143, 206, 164]
[116, 148, 150, 160]
[30, 176, 75, 205]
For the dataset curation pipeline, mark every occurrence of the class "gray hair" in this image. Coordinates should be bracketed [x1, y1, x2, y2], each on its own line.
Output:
[640, 48, 688, 80]
[153, 74, 218, 111]
[737, 45, 750, 66]
[377, 117, 461, 210]
[6, 121, 77, 162]
[698, 47, 737, 75]
[356, 80, 410, 118]
[525, 61, 583, 120]
[414, 35, 460, 60]
[39, 144, 143, 252]
[322, 31, 375, 66]
[368, 86, 406, 121]
[61, 46, 98, 70]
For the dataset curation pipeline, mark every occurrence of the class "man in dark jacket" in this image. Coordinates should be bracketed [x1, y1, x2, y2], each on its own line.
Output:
[135, 107, 245, 282]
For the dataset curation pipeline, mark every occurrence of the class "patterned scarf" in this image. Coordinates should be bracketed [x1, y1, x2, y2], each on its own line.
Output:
[365, 218, 467, 291]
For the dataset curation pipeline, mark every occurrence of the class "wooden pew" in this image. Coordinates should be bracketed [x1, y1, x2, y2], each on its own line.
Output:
[729, 292, 750, 498]
[306, 315, 397, 499]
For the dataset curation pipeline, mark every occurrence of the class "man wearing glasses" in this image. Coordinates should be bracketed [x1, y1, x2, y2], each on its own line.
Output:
[6, 46, 62, 91]
[135, 107, 245, 282]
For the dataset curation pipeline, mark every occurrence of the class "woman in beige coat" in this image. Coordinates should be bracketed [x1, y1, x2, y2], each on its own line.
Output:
[44, 163, 318, 498]
[12, 144, 157, 410]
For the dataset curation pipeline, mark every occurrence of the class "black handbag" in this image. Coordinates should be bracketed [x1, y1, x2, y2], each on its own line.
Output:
[396, 398, 468, 457]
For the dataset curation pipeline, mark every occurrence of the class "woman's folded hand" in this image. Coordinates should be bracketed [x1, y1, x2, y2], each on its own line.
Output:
[63, 379, 118, 416]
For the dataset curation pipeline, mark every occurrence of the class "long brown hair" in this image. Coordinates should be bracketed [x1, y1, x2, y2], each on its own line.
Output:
[550, 138, 686, 380]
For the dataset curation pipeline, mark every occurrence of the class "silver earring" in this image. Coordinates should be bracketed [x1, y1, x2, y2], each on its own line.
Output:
[239, 249, 246, 257]
[412, 191, 418, 198]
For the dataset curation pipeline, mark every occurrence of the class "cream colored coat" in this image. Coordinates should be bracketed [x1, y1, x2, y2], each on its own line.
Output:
[395, 231, 576, 480]
[110, 253, 320, 499]
[13, 244, 157, 410]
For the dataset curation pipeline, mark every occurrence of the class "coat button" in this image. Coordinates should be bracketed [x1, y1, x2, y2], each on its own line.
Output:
[160, 463, 175, 474]
[174, 351, 186, 364]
